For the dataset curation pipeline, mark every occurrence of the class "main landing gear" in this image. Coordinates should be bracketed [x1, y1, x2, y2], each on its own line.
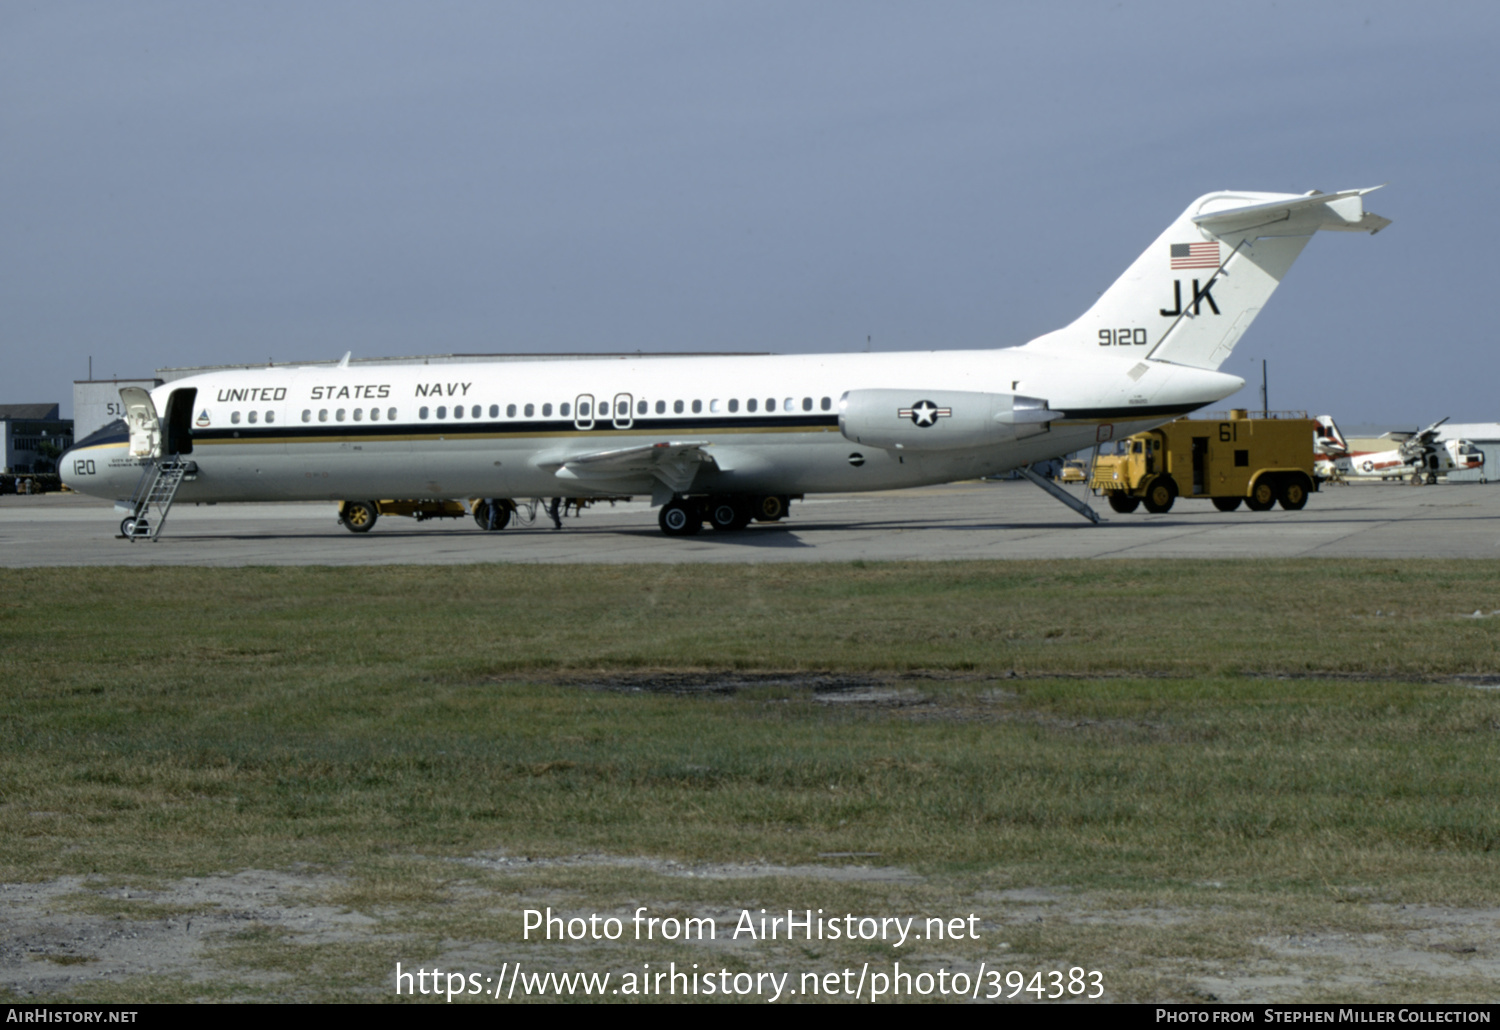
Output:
[657, 494, 792, 537]
[658, 498, 701, 536]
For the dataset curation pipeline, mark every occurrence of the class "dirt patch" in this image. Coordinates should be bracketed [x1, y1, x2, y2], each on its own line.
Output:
[454, 850, 923, 883]
[5, 858, 1500, 1002]
[0, 869, 370, 999]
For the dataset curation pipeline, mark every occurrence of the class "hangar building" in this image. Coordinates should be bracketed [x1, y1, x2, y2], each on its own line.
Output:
[1, 404, 74, 477]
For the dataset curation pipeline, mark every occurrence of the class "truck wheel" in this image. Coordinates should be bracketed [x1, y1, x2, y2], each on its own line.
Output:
[1278, 476, 1310, 511]
[1106, 493, 1140, 514]
[1245, 479, 1276, 511]
[1212, 497, 1242, 512]
[1143, 477, 1177, 514]
[341, 500, 379, 533]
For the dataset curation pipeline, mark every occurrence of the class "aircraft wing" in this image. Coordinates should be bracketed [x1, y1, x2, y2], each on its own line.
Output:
[1396, 418, 1450, 460]
[1415, 417, 1450, 445]
[544, 441, 716, 493]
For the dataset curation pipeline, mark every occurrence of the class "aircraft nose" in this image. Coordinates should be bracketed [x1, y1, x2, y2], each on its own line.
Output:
[59, 444, 76, 484]
[58, 443, 90, 492]
[57, 418, 134, 498]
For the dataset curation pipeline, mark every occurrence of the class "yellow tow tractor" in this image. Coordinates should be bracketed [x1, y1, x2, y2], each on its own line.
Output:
[1090, 409, 1318, 514]
[337, 498, 514, 533]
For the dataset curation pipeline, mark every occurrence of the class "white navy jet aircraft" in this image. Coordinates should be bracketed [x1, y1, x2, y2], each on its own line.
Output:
[63, 187, 1389, 539]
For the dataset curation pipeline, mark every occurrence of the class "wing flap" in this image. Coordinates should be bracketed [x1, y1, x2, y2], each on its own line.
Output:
[545, 441, 715, 494]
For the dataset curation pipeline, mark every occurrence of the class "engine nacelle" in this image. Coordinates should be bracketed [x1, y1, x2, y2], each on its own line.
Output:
[838, 389, 1052, 452]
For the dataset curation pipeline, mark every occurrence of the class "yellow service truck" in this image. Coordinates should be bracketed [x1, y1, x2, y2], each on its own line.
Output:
[1090, 410, 1317, 514]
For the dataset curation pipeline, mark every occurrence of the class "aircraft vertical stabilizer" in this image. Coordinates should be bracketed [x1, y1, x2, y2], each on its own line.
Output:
[1023, 187, 1388, 371]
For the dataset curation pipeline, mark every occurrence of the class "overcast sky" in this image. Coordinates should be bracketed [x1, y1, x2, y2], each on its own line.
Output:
[3, 1, 1495, 425]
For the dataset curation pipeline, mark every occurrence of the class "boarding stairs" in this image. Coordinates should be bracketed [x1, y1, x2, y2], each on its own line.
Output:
[121, 457, 196, 542]
[1017, 460, 1102, 524]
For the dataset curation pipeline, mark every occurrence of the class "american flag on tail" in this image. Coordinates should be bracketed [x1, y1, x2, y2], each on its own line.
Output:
[1170, 242, 1219, 269]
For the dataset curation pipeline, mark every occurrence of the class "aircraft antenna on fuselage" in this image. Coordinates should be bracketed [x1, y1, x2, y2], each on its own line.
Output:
[337, 351, 352, 368]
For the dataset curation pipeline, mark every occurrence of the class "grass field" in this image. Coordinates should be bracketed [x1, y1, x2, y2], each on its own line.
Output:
[2, 561, 1498, 1002]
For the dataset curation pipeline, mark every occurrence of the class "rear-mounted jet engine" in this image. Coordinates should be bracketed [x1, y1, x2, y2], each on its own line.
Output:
[837, 389, 1053, 452]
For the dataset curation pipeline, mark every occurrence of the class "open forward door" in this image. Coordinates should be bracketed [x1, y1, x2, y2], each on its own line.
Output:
[119, 387, 162, 460]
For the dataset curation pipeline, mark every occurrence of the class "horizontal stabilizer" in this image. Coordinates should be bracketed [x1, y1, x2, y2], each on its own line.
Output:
[1193, 186, 1390, 237]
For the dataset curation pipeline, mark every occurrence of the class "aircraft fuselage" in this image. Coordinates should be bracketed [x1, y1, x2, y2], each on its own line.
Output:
[63, 347, 1241, 506]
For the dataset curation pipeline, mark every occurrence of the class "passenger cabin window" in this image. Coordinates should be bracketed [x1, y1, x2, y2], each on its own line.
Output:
[579, 401, 591, 416]
[638, 400, 648, 415]
[336, 409, 346, 422]
[387, 407, 396, 421]
[231, 411, 241, 424]
[766, 398, 776, 412]
[489, 405, 499, 418]
[419, 407, 429, 419]
[784, 398, 794, 412]
[453, 406, 463, 419]
[802, 397, 812, 411]
[599, 401, 608, 416]
[507, 404, 516, 417]
[821, 397, 831, 411]
[353, 408, 363, 421]
[692, 400, 702, 414]
[437, 406, 447, 418]
[247, 411, 257, 424]
[544, 403, 554, 417]
[524, 403, 534, 417]
[747, 398, 757, 412]
[370, 408, 380, 421]
[319, 409, 329, 422]
[266, 410, 276, 423]
[728, 399, 738, 413]
[674, 400, 684, 414]
[302, 410, 311, 422]
[472, 405, 480, 418]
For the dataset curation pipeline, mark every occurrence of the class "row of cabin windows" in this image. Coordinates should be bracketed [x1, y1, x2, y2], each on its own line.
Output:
[231, 410, 275, 424]
[414, 397, 835, 419]
[231, 408, 402, 424]
[229, 396, 837, 426]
